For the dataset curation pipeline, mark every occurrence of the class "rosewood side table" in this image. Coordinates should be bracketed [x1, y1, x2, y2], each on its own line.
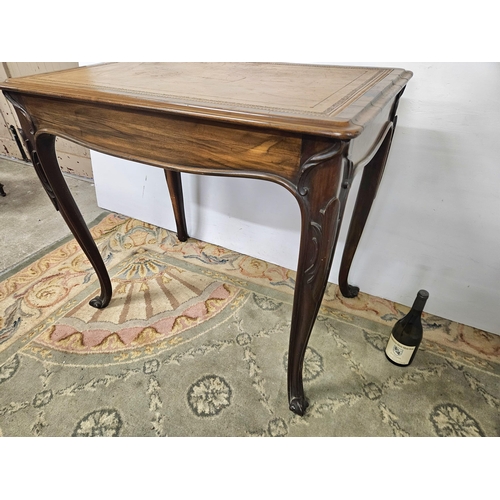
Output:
[0, 63, 412, 415]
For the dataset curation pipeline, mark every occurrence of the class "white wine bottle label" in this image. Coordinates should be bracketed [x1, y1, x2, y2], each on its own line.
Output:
[385, 334, 415, 365]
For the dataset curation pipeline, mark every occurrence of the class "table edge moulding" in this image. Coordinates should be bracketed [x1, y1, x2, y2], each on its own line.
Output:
[0, 62, 413, 416]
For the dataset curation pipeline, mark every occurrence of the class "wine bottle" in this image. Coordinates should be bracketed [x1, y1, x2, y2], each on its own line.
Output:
[385, 290, 429, 366]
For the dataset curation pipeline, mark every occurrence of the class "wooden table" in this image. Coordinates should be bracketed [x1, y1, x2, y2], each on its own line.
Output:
[0, 63, 412, 415]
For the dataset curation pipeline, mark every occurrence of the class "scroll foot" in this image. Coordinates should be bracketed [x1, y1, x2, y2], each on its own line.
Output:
[289, 397, 309, 416]
[89, 295, 109, 309]
[340, 283, 360, 298]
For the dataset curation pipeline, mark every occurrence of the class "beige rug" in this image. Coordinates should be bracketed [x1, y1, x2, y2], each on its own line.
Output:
[1, 214, 499, 436]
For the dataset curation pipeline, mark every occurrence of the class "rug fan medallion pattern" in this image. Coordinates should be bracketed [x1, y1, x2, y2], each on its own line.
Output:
[0, 214, 499, 436]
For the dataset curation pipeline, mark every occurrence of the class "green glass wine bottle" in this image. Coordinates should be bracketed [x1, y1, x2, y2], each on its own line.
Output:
[385, 290, 429, 366]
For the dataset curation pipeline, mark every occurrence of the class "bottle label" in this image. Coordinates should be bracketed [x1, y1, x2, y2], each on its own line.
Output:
[385, 334, 415, 365]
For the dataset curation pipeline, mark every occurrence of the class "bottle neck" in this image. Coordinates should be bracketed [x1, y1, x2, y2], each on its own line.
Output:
[411, 290, 429, 313]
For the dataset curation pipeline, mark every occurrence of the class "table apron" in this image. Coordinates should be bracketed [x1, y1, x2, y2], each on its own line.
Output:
[348, 99, 394, 168]
[21, 94, 304, 184]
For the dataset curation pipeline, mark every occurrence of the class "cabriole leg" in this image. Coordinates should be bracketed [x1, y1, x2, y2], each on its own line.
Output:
[288, 139, 351, 415]
[338, 126, 395, 298]
[35, 133, 112, 308]
[6, 91, 112, 308]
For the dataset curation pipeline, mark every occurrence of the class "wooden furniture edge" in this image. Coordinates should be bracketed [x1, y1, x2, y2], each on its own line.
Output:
[0, 64, 413, 139]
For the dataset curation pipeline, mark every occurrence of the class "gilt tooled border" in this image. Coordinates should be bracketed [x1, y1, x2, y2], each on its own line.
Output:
[10, 65, 393, 119]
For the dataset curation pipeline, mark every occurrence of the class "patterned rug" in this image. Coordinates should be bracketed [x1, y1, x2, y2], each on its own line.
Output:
[1, 214, 499, 436]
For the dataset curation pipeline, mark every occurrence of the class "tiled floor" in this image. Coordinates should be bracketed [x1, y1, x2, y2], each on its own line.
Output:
[0, 157, 106, 278]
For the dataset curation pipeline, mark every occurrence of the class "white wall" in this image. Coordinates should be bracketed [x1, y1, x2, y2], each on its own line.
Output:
[90, 63, 500, 335]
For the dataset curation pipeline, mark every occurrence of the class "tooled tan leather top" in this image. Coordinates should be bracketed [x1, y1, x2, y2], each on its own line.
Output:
[0, 62, 412, 137]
